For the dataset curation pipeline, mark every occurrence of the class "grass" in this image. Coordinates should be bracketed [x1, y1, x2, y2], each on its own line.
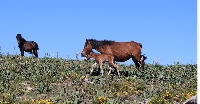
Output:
[0, 54, 197, 104]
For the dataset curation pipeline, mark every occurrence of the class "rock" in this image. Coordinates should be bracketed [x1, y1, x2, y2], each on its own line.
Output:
[183, 94, 197, 104]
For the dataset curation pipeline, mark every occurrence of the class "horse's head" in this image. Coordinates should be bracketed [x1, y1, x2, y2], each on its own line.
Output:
[16, 34, 26, 44]
[81, 39, 93, 57]
[140, 54, 147, 61]
[16, 34, 22, 44]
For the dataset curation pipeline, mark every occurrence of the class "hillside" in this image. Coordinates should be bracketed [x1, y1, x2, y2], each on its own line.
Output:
[0, 54, 197, 104]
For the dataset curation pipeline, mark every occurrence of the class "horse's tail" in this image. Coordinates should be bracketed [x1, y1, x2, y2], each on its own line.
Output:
[32, 41, 39, 50]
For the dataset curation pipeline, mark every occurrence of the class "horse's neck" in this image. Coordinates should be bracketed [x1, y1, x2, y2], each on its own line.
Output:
[91, 41, 106, 53]
[94, 46, 105, 54]
[20, 38, 27, 43]
[18, 42, 24, 47]
[18, 38, 27, 47]
[22, 38, 27, 42]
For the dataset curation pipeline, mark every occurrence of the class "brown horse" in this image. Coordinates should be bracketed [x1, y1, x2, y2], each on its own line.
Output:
[81, 39, 147, 71]
[85, 50, 119, 76]
[16, 34, 39, 57]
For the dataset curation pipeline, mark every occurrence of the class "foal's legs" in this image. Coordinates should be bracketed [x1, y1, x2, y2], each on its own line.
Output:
[90, 63, 97, 74]
[107, 65, 112, 75]
[91, 62, 103, 75]
[108, 61, 120, 76]
[99, 60, 104, 76]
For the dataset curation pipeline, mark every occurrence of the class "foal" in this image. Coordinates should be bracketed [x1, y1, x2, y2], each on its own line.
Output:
[86, 51, 120, 76]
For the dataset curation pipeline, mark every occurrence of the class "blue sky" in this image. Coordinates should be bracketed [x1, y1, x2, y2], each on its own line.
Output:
[0, 0, 197, 65]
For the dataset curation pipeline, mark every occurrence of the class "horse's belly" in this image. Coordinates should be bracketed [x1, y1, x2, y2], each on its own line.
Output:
[114, 56, 131, 62]
[24, 49, 32, 52]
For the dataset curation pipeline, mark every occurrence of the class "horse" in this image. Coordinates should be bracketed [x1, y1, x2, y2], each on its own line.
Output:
[85, 50, 119, 76]
[16, 34, 39, 57]
[81, 39, 147, 71]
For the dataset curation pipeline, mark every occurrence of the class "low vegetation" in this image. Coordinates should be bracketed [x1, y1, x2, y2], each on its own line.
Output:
[0, 54, 197, 104]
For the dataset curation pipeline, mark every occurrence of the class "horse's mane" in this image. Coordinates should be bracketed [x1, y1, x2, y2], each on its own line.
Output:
[86, 39, 115, 49]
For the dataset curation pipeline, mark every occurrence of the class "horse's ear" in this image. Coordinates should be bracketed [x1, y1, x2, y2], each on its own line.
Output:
[86, 39, 88, 41]
[16, 34, 22, 38]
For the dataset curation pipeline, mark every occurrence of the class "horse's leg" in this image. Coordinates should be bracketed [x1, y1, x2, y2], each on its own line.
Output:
[33, 50, 38, 57]
[132, 57, 140, 70]
[31, 50, 34, 57]
[36, 50, 38, 57]
[20, 49, 24, 57]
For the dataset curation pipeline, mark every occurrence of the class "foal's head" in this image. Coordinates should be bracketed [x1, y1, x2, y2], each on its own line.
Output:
[85, 53, 92, 60]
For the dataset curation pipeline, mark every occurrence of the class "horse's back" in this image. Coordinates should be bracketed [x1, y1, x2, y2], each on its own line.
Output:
[23, 41, 39, 51]
[105, 42, 141, 53]
[102, 42, 142, 62]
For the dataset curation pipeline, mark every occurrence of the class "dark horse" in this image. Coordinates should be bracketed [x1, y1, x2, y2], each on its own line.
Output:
[16, 34, 39, 57]
[81, 39, 147, 71]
